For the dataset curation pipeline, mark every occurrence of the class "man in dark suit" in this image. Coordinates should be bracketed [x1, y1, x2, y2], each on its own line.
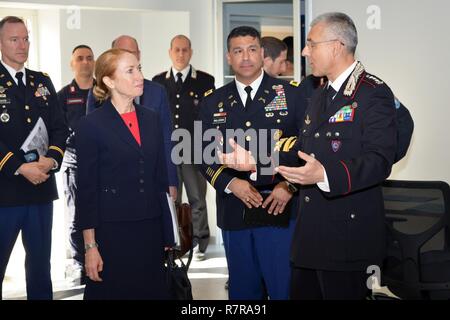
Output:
[199, 26, 307, 299]
[86, 35, 178, 199]
[57, 44, 95, 285]
[0, 16, 68, 299]
[153, 35, 215, 260]
[221, 13, 398, 300]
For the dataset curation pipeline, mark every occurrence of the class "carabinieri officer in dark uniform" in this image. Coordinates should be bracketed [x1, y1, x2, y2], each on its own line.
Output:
[273, 13, 397, 299]
[57, 44, 95, 284]
[0, 16, 68, 300]
[199, 26, 307, 299]
[153, 35, 215, 259]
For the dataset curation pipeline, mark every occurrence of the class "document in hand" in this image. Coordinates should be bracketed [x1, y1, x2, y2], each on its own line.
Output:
[167, 192, 181, 248]
[20, 117, 49, 156]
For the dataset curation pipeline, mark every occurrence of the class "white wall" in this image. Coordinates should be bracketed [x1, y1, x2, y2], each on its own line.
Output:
[309, 0, 450, 184]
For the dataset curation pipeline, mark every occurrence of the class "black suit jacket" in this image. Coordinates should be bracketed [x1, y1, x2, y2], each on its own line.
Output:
[0, 63, 68, 206]
[74, 100, 174, 245]
[199, 72, 307, 230]
[281, 62, 397, 271]
[153, 66, 214, 162]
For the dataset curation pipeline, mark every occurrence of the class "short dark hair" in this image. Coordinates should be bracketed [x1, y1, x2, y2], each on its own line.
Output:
[227, 26, 261, 52]
[261, 37, 287, 61]
[72, 44, 93, 54]
[0, 16, 26, 33]
[282, 36, 293, 63]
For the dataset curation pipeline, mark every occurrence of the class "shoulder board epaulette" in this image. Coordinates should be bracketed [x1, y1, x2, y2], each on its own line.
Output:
[365, 74, 384, 85]
[204, 89, 214, 97]
[289, 80, 300, 87]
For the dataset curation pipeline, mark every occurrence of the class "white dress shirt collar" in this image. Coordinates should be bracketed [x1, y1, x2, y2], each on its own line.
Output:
[328, 60, 357, 94]
[1, 60, 26, 85]
[172, 65, 191, 83]
[235, 69, 264, 106]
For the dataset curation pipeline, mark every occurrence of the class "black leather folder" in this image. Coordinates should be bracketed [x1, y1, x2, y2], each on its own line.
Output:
[243, 191, 291, 228]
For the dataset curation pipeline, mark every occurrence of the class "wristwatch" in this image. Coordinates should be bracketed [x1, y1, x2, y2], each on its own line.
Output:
[84, 242, 98, 252]
[285, 181, 298, 193]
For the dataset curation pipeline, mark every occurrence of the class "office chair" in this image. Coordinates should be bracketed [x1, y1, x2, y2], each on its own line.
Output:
[380, 180, 450, 299]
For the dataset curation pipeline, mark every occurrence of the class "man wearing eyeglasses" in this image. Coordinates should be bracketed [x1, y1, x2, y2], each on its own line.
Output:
[219, 12, 398, 299]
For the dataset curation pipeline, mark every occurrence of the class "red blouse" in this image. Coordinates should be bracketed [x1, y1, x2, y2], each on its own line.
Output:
[120, 111, 141, 146]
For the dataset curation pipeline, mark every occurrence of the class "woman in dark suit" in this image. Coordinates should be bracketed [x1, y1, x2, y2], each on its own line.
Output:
[74, 48, 174, 299]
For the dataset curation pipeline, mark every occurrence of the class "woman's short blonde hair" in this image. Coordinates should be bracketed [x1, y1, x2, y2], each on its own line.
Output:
[93, 48, 131, 102]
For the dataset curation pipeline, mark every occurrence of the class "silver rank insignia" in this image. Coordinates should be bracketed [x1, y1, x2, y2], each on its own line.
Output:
[0, 86, 5, 94]
[258, 97, 266, 104]
[1, 111, 10, 123]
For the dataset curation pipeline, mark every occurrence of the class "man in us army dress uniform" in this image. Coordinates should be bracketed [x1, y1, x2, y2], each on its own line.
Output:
[199, 26, 307, 299]
[153, 35, 215, 259]
[222, 13, 398, 300]
[57, 44, 95, 284]
[0, 16, 68, 299]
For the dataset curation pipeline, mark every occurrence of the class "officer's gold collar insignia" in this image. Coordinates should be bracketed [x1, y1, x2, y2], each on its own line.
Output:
[6, 81, 12, 87]
[0, 74, 4, 78]
[290, 80, 300, 87]
[343, 61, 365, 97]
[264, 89, 269, 94]
[204, 89, 213, 97]
[30, 82, 34, 87]
[29, 74, 34, 79]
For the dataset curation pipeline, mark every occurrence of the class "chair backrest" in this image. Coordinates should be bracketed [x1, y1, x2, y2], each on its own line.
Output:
[381, 179, 450, 299]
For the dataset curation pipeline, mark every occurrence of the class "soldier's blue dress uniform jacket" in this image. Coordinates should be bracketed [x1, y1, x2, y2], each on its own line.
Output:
[199, 72, 307, 230]
[0, 63, 68, 206]
[153, 66, 215, 162]
[280, 62, 398, 272]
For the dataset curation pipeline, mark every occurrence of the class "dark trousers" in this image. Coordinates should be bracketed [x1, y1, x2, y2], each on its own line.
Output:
[62, 167, 84, 269]
[290, 266, 370, 300]
[0, 203, 53, 300]
[176, 164, 209, 252]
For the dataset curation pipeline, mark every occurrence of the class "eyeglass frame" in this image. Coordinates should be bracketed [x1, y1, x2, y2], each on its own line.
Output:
[305, 39, 345, 49]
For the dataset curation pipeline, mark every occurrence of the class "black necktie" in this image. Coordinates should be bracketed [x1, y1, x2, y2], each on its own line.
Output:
[325, 85, 336, 111]
[244, 86, 252, 109]
[176, 72, 183, 92]
[15, 72, 26, 96]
